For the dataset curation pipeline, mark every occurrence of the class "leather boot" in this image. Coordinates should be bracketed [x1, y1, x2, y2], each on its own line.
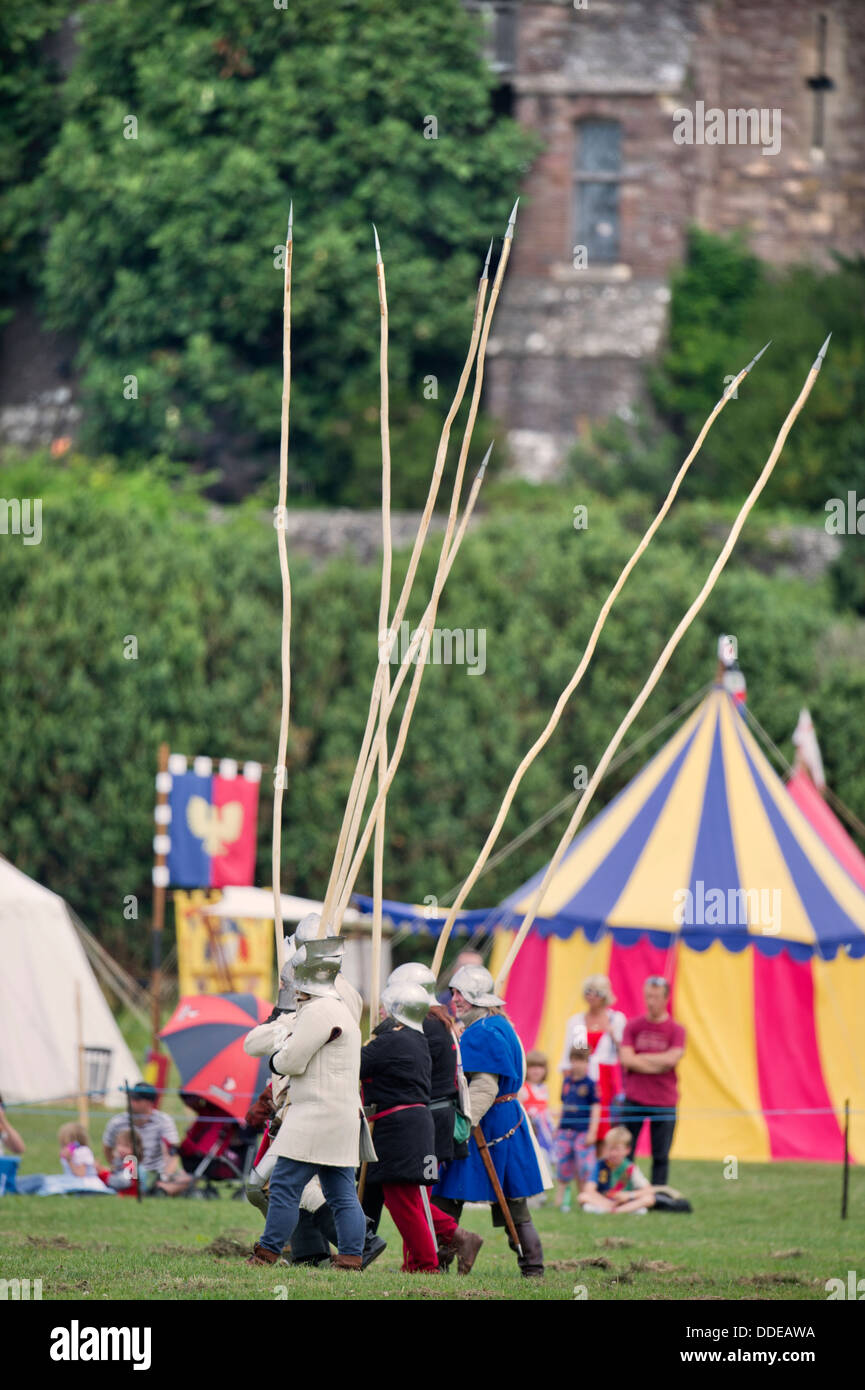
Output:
[445, 1226, 484, 1275]
[331, 1253, 363, 1271]
[246, 1242, 280, 1266]
[509, 1220, 544, 1278]
[361, 1221, 388, 1270]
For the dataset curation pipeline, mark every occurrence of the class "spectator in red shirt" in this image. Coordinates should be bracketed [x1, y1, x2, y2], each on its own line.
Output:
[619, 977, 686, 1185]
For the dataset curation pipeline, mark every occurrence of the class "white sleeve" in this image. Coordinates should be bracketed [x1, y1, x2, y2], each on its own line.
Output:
[559, 1016, 576, 1072]
[271, 1004, 336, 1077]
[629, 1164, 650, 1190]
[244, 1017, 293, 1057]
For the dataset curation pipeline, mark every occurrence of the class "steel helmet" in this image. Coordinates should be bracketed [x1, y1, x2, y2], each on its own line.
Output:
[291, 937, 344, 999]
[449, 963, 503, 1009]
[381, 980, 432, 1033]
[386, 961, 437, 998]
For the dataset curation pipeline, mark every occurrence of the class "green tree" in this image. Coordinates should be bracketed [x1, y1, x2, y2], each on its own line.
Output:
[31, 0, 535, 502]
[571, 229, 865, 512]
[0, 0, 68, 324]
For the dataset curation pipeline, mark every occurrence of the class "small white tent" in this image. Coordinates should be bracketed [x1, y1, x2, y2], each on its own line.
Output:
[0, 856, 141, 1105]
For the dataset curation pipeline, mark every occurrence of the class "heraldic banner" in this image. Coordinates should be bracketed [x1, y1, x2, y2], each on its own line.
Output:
[174, 890, 274, 997]
[163, 755, 261, 888]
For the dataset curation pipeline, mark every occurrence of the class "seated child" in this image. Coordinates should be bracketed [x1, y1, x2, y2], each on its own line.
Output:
[16, 1122, 113, 1196]
[554, 1046, 599, 1212]
[578, 1125, 656, 1214]
[105, 1127, 139, 1196]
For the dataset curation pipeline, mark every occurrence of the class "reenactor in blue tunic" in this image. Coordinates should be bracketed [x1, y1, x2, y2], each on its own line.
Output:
[433, 965, 546, 1277]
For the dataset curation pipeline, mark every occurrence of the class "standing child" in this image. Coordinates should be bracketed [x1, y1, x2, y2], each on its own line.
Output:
[554, 1046, 599, 1212]
[520, 1050, 554, 1159]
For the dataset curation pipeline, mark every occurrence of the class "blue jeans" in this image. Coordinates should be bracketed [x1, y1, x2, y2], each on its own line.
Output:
[259, 1158, 365, 1258]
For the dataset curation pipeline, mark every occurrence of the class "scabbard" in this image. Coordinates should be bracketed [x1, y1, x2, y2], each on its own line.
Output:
[471, 1124, 522, 1256]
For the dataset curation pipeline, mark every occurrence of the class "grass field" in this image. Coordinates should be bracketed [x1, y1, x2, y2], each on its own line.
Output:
[0, 1103, 859, 1301]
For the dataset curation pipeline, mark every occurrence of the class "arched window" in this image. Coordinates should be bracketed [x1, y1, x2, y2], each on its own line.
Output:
[573, 120, 622, 264]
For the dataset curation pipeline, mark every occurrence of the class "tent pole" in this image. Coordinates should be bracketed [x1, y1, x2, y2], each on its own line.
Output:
[841, 1098, 850, 1220]
[151, 741, 170, 1049]
[75, 981, 88, 1132]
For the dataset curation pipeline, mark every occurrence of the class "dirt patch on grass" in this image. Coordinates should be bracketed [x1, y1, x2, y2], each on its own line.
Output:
[156, 1275, 231, 1292]
[53, 1281, 92, 1293]
[771, 1248, 804, 1259]
[26, 1234, 81, 1250]
[203, 1235, 251, 1259]
[626, 1259, 683, 1274]
[741, 1272, 807, 1287]
[548, 1256, 614, 1271]
[596, 1237, 633, 1249]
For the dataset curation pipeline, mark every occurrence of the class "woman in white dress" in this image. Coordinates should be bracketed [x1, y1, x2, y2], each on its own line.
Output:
[559, 975, 626, 1142]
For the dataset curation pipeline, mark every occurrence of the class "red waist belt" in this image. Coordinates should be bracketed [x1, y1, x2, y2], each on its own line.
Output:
[370, 1102, 425, 1123]
[494, 1093, 519, 1104]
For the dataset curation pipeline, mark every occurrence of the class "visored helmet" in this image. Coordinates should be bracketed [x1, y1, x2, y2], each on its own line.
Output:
[292, 937, 344, 999]
[381, 980, 432, 1033]
[449, 964, 503, 1009]
[386, 961, 437, 998]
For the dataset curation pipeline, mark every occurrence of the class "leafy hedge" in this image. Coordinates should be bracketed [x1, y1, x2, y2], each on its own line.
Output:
[1, 456, 863, 971]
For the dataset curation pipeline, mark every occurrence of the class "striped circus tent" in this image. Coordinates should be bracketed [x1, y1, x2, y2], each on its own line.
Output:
[787, 765, 865, 893]
[486, 686, 865, 1163]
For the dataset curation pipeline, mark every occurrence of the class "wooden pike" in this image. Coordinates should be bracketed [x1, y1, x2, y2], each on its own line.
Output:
[370, 223, 391, 1035]
[318, 237, 494, 937]
[333, 445, 493, 927]
[271, 204, 293, 973]
[329, 203, 518, 930]
[494, 336, 831, 990]
[429, 341, 772, 977]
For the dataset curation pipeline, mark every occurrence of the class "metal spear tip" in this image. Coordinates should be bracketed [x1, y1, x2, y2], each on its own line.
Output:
[505, 197, 520, 240]
[745, 340, 771, 371]
[812, 332, 831, 369]
[287, 202, 293, 245]
[482, 238, 493, 280]
[476, 441, 494, 480]
[373, 223, 382, 265]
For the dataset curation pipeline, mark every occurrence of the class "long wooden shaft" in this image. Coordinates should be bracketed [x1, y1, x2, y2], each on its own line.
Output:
[333, 455, 489, 927]
[319, 254, 491, 936]
[330, 220, 516, 924]
[271, 209, 293, 974]
[150, 741, 170, 1047]
[494, 341, 829, 990]
[430, 346, 769, 976]
[370, 228, 391, 1034]
[472, 1124, 522, 1255]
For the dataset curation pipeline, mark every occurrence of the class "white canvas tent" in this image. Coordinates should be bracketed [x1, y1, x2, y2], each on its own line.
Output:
[0, 856, 141, 1105]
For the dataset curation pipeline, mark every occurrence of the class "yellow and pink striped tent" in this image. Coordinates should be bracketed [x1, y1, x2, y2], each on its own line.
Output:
[488, 686, 865, 1163]
[363, 685, 865, 1162]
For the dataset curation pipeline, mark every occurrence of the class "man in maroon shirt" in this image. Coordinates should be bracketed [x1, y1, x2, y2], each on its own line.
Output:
[619, 977, 686, 1185]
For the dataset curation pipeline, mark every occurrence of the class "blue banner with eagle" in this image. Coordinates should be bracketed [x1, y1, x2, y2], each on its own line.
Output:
[164, 756, 261, 887]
